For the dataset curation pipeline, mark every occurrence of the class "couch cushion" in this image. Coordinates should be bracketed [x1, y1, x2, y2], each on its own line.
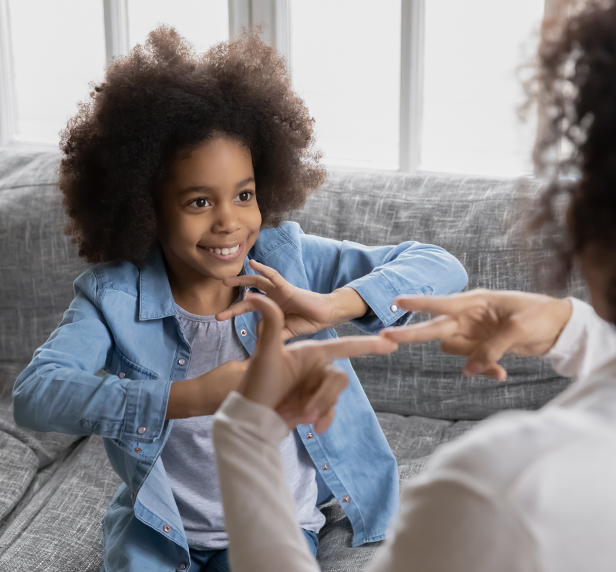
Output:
[0, 395, 81, 528]
[0, 435, 121, 571]
[295, 170, 587, 419]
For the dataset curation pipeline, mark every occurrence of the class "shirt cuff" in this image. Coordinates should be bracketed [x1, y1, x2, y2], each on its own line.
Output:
[346, 272, 420, 332]
[545, 297, 591, 363]
[215, 391, 290, 445]
[121, 377, 172, 443]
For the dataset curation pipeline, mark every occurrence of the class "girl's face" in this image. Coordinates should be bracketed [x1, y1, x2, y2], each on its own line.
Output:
[157, 136, 262, 284]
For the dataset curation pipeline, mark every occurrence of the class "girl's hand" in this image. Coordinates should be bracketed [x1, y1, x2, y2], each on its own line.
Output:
[239, 293, 398, 431]
[167, 359, 249, 419]
[216, 259, 369, 341]
[381, 289, 573, 382]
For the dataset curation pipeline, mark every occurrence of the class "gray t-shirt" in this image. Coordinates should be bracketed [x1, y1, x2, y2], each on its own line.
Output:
[161, 304, 325, 550]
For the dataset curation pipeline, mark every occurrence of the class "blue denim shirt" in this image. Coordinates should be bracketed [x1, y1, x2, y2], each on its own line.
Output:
[13, 222, 467, 572]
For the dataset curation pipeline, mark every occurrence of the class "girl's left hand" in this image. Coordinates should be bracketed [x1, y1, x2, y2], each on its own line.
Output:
[215, 260, 369, 341]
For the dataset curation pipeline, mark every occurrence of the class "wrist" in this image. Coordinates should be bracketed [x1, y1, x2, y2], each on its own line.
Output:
[328, 287, 370, 326]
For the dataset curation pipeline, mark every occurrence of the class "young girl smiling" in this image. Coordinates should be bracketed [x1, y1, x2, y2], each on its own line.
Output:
[13, 28, 467, 572]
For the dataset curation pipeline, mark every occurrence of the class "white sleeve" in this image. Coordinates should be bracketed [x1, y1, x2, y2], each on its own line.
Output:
[366, 478, 539, 572]
[546, 297, 616, 380]
[213, 392, 321, 572]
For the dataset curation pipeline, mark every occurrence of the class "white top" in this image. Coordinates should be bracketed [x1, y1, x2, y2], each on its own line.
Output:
[213, 298, 616, 572]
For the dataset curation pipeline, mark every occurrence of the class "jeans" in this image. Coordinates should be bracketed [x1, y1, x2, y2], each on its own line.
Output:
[187, 529, 319, 572]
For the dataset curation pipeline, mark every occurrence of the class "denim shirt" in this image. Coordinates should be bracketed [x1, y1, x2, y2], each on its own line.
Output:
[13, 222, 467, 572]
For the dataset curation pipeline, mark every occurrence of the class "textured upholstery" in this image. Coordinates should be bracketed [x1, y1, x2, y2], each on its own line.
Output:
[294, 170, 586, 419]
[0, 148, 583, 571]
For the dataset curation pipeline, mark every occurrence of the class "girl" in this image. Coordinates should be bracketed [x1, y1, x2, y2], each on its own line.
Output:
[13, 28, 467, 572]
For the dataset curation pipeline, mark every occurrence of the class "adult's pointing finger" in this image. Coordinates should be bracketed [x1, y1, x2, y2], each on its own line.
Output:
[381, 315, 459, 343]
[292, 335, 398, 362]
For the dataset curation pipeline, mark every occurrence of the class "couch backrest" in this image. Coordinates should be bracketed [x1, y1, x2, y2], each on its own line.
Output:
[292, 170, 587, 420]
[0, 149, 585, 419]
[0, 149, 87, 394]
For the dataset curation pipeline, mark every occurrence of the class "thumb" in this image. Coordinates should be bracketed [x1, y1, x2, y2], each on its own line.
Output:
[247, 293, 285, 356]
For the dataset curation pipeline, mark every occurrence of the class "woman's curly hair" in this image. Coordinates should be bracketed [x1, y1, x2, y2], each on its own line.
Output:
[58, 27, 325, 265]
[528, 0, 616, 315]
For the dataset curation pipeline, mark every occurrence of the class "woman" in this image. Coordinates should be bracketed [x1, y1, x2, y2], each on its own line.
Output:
[211, 1, 616, 571]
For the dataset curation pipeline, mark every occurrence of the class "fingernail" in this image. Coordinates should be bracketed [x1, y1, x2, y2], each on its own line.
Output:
[464, 362, 482, 376]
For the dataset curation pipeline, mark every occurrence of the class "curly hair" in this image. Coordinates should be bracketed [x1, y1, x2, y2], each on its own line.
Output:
[58, 27, 325, 265]
[528, 0, 616, 315]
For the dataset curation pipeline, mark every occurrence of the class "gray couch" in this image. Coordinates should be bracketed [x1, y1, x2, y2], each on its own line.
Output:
[0, 148, 584, 571]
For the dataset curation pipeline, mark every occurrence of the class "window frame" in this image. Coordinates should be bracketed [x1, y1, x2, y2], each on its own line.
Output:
[0, 0, 554, 174]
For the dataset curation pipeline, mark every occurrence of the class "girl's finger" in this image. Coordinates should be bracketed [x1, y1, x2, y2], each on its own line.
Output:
[223, 274, 274, 293]
[381, 316, 459, 343]
[249, 260, 289, 288]
[215, 296, 261, 321]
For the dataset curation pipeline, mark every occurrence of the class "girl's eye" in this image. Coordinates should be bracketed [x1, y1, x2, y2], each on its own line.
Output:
[236, 191, 253, 203]
[190, 198, 210, 208]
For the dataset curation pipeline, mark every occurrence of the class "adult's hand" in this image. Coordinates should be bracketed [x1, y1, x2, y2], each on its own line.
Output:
[381, 289, 572, 381]
[239, 293, 397, 432]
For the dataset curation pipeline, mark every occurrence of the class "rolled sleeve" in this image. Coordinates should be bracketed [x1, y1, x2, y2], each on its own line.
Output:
[300, 235, 467, 334]
[121, 377, 172, 443]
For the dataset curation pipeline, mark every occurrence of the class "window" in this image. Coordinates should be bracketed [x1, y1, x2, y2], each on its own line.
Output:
[290, 0, 401, 171]
[127, 0, 228, 51]
[3, 0, 106, 144]
[0, 0, 549, 177]
[421, 0, 544, 176]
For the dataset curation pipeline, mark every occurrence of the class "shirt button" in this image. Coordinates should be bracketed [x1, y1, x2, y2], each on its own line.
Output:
[306, 432, 313, 439]
[322, 464, 329, 471]
[118, 372, 126, 379]
[163, 524, 171, 533]
[178, 358, 186, 366]
[134, 447, 142, 453]
[179, 565, 187, 571]
[240, 329, 247, 337]
[130, 493, 136, 502]
[137, 427, 146, 435]
[390, 304, 398, 313]
[343, 495, 351, 503]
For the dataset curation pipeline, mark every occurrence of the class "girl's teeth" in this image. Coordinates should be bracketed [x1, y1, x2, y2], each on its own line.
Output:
[209, 245, 239, 255]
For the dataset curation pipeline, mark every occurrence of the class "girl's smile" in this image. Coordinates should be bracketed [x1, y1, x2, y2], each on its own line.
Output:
[198, 242, 245, 261]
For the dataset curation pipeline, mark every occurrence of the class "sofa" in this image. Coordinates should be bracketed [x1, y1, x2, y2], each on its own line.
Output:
[0, 148, 585, 571]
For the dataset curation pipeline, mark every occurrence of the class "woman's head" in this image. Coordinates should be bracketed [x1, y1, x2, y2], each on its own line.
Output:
[58, 26, 325, 267]
[531, 0, 616, 322]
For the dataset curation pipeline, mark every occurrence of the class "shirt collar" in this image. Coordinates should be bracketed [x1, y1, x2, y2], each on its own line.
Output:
[138, 244, 253, 320]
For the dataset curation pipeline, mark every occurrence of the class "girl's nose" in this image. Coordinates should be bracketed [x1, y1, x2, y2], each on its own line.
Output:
[211, 202, 240, 234]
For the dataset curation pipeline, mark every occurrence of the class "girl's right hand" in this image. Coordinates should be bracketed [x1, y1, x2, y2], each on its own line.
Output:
[381, 289, 573, 381]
